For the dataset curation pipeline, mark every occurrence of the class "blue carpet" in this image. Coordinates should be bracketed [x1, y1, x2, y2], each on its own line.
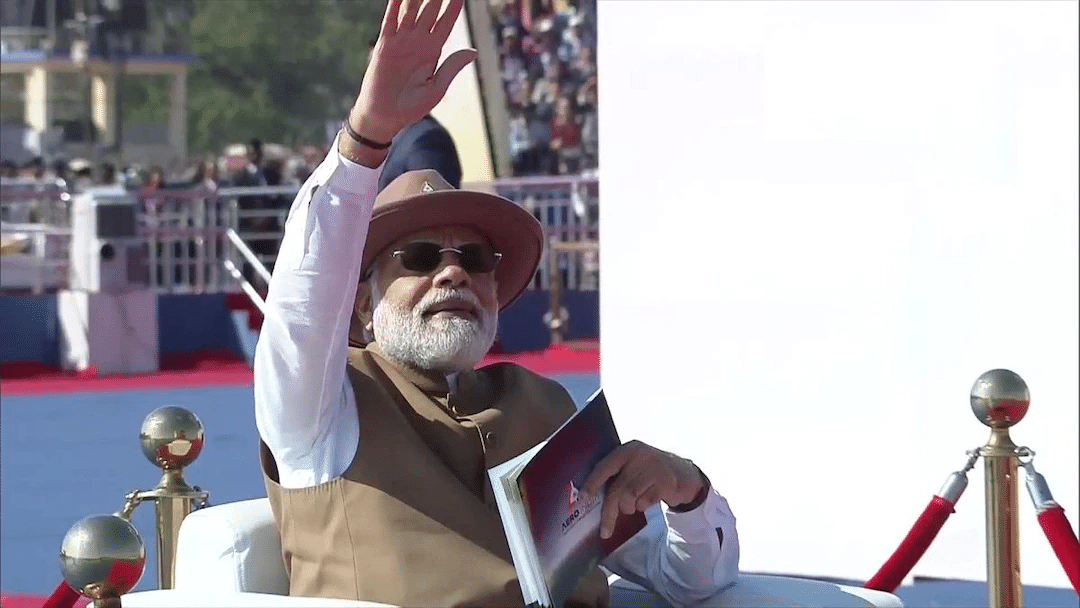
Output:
[0, 376, 602, 594]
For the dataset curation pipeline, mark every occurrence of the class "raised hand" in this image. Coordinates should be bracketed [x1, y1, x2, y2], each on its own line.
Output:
[349, 0, 477, 145]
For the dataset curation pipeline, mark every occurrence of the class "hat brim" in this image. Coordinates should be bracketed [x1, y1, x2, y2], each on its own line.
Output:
[361, 190, 544, 310]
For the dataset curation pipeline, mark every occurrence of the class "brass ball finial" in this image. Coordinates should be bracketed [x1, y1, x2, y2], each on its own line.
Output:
[970, 369, 1030, 429]
[60, 514, 146, 600]
[139, 406, 205, 470]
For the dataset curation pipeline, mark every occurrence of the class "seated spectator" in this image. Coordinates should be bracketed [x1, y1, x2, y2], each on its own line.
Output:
[499, 27, 527, 83]
[531, 74, 561, 121]
[139, 166, 167, 231]
[222, 144, 249, 185]
[572, 45, 596, 85]
[191, 158, 219, 191]
[551, 95, 582, 174]
[527, 102, 555, 174]
[577, 76, 599, 169]
[51, 159, 70, 185]
[508, 104, 533, 174]
[293, 146, 325, 184]
[263, 157, 284, 187]
[98, 162, 119, 186]
[507, 71, 532, 109]
[533, 19, 560, 77]
[21, 157, 45, 179]
[491, 0, 522, 36]
[144, 166, 165, 191]
[567, 7, 595, 49]
[494, 0, 597, 176]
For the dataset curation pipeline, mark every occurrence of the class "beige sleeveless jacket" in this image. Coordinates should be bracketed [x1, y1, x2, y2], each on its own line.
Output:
[261, 344, 609, 607]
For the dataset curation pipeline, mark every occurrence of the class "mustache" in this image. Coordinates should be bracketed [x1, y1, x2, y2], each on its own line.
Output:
[416, 288, 484, 316]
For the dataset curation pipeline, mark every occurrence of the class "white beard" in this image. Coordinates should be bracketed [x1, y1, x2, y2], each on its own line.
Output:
[372, 287, 497, 373]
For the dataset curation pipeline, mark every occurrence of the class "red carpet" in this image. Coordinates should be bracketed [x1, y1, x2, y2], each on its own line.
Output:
[1, 594, 90, 608]
[1, 343, 600, 397]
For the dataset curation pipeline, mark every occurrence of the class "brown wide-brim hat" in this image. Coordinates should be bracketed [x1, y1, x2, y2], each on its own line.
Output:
[361, 168, 544, 310]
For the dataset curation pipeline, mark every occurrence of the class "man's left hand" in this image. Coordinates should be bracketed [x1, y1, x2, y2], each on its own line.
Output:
[582, 440, 706, 539]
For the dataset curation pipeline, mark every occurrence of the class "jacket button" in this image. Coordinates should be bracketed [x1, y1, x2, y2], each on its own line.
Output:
[484, 431, 497, 449]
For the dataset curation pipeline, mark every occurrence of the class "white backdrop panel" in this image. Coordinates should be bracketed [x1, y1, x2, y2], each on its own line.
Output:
[597, 0, 1078, 588]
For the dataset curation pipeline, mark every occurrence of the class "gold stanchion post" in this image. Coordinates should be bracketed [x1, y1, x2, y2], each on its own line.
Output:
[61, 514, 146, 607]
[970, 369, 1030, 608]
[135, 406, 209, 589]
[57, 405, 209, 605]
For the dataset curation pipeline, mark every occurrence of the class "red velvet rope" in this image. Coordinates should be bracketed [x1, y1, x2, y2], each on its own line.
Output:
[42, 580, 80, 608]
[1037, 504, 1080, 595]
[865, 495, 956, 592]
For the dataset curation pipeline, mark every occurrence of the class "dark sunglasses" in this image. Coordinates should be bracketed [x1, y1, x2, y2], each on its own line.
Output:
[391, 242, 502, 275]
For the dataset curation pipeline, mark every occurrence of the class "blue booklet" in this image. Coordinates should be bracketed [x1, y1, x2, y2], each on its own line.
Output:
[488, 389, 647, 608]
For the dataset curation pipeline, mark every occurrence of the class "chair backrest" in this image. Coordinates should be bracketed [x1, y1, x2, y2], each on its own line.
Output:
[175, 497, 289, 594]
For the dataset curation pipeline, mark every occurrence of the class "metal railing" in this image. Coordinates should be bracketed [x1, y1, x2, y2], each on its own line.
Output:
[137, 188, 233, 295]
[1, 179, 74, 294]
[0, 179, 72, 226]
[0, 222, 71, 294]
[225, 228, 272, 285]
[0, 175, 600, 296]
[224, 228, 270, 314]
[476, 174, 599, 291]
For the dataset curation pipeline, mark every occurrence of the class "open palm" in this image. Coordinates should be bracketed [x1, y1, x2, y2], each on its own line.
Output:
[352, 0, 477, 143]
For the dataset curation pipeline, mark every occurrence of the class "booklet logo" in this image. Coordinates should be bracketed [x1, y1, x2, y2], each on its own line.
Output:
[562, 481, 601, 534]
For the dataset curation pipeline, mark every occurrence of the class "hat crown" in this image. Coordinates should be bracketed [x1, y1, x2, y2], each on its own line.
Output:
[375, 169, 454, 210]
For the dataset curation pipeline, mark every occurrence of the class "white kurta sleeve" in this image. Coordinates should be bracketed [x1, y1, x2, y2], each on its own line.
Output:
[253, 137, 382, 488]
[602, 488, 740, 607]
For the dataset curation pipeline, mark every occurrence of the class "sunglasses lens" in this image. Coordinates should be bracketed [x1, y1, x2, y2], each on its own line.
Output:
[399, 243, 443, 273]
[459, 244, 499, 273]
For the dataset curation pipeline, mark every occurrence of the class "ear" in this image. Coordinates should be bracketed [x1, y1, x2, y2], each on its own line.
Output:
[348, 280, 374, 346]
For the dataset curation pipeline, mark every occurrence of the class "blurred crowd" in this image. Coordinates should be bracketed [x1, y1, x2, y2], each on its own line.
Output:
[0, 138, 327, 193]
[4, 0, 598, 185]
[1, 140, 327, 277]
[490, 0, 598, 176]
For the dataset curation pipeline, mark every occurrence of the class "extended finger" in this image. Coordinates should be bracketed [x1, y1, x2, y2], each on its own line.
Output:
[380, 0, 403, 37]
[617, 473, 653, 515]
[583, 446, 635, 498]
[613, 485, 636, 516]
[432, 49, 476, 96]
[431, 0, 464, 41]
[416, 0, 442, 33]
[599, 482, 623, 539]
[601, 467, 646, 537]
[399, 0, 422, 30]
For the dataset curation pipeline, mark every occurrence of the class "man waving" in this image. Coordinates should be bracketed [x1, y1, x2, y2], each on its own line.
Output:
[254, 1, 739, 606]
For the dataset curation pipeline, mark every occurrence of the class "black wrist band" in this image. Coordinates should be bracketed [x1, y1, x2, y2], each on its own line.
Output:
[342, 121, 392, 150]
[670, 465, 711, 513]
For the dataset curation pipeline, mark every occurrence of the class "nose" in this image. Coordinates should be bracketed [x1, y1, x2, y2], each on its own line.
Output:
[432, 256, 471, 289]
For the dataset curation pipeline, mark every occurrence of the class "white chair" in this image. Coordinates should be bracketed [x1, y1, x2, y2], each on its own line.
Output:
[119, 498, 903, 608]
